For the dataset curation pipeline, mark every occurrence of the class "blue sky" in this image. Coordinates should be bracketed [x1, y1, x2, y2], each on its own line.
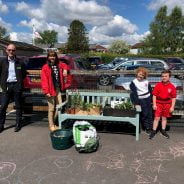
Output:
[0, 0, 183, 45]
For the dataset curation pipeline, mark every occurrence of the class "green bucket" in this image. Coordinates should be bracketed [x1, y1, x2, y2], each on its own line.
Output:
[50, 129, 73, 150]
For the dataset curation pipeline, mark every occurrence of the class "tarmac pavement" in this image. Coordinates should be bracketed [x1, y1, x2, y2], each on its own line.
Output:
[0, 112, 184, 184]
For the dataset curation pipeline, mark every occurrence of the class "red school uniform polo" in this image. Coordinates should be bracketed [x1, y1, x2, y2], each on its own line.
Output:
[152, 82, 176, 104]
[153, 82, 176, 117]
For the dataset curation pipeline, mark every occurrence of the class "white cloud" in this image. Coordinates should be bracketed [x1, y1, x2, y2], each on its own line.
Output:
[16, 0, 113, 26]
[91, 15, 138, 37]
[19, 18, 68, 43]
[89, 28, 150, 45]
[148, 0, 184, 13]
[16, 1, 44, 19]
[10, 32, 33, 43]
[0, 0, 8, 13]
[14, 0, 147, 45]
[0, 17, 11, 32]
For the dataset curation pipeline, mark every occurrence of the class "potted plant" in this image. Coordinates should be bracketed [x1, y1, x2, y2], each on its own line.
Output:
[103, 99, 136, 117]
[66, 92, 82, 114]
[88, 103, 102, 115]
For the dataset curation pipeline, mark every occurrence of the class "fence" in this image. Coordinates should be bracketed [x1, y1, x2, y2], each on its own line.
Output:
[21, 69, 184, 116]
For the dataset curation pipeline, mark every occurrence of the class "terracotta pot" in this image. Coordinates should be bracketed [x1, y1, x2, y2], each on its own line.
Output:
[88, 106, 101, 115]
[75, 110, 89, 115]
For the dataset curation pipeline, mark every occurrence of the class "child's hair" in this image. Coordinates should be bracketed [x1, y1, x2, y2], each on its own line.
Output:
[161, 70, 171, 77]
[136, 67, 148, 79]
[47, 51, 59, 64]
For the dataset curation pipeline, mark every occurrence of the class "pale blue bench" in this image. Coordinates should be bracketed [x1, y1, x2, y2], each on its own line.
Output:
[57, 89, 141, 141]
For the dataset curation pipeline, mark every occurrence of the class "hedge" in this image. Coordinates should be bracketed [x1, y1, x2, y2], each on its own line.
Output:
[85, 52, 184, 63]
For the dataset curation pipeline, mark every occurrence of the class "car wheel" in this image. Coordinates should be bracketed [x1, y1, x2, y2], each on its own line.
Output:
[98, 75, 111, 86]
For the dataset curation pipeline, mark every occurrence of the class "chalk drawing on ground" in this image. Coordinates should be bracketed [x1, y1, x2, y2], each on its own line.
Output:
[0, 162, 16, 180]
[16, 156, 73, 184]
[85, 150, 126, 171]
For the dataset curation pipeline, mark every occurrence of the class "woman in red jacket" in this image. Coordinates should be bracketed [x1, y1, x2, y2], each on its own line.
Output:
[41, 51, 71, 131]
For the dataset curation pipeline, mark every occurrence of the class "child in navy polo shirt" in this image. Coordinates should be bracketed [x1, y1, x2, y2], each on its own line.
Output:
[130, 67, 153, 134]
[149, 70, 176, 139]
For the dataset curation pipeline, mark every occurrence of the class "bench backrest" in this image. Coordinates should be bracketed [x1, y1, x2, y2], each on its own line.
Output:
[66, 90, 131, 108]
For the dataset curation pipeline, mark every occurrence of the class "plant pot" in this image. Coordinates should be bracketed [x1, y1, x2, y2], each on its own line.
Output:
[50, 129, 73, 150]
[103, 108, 136, 117]
[75, 110, 89, 115]
[66, 107, 80, 114]
[88, 106, 101, 115]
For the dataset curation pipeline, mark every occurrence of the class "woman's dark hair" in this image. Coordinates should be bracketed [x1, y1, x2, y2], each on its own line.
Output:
[46, 51, 59, 65]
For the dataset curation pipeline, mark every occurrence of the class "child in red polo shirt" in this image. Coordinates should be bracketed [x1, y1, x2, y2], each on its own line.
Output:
[149, 70, 176, 139]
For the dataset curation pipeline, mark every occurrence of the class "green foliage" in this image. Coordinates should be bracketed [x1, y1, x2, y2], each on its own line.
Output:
[143, 5, 184, 54]
[114, 100, 134, 110]
[167, 6, 184, 53]
[0, 26, 10, 40]
[68, 92, 102, 111]
[109, 40, 129, 54]
[85, 52, 184, 64]
[35, 30, 58, 47]
[67, 20, 89, 53]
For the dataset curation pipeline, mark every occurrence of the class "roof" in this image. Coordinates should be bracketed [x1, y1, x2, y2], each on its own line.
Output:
[0, 39, 43, 51]
[131, 42, 144, 49]
[89, 44, 107, 50]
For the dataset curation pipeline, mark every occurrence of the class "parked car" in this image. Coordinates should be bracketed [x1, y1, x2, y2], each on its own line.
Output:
[98, 58, 169, 86]
[23, 54, 89, 92]
[97, 57, 131, 69]
[164, 57, 184, 69]
[87, 56, 103, 69]
[123, 64, 165, 71]
[115, 76, 184, 109]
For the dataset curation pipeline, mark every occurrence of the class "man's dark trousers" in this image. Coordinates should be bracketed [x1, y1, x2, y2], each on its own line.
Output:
[0, 82, 22, 128]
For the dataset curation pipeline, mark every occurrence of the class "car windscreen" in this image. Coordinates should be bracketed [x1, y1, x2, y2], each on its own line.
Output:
[26, 57, 46, 70]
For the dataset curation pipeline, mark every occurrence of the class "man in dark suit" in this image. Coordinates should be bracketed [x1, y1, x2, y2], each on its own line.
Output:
[0, 44, 27, 133]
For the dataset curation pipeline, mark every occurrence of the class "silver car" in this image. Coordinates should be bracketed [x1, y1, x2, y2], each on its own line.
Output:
[112, 58, 169, 70]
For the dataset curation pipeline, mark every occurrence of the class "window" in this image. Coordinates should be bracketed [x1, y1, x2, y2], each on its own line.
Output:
[136, 60, 149, 65]
[26, 57, 46, 70]
[116, 61, 133, 70]
[150, 61, 164, 67]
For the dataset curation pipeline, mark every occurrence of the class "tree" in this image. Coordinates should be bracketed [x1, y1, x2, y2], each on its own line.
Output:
[67, 20, 89, 53]
[167, 6, 184, 52]
[35, 30, 58, 47]
[0, 26, 10, 40]
[143, 6, 168, 54]
[109, 40, 129, 54]
[143, 6, 184, 54]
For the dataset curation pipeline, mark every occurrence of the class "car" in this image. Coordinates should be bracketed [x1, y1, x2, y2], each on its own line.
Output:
[113, 58, 169, 70]
[87, 56, 103, 69]
[97, 57, 131, 70]
[123, 64, 165, 71]
[98, 58, 169, 86]
[23, 54, 89, 93]
[115, 76, 184, 109]
[164, 57, 184, 69]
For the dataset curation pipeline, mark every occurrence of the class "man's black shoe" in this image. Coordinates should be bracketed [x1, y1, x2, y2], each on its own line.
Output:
[160, 130, 169, 139]
[149, 130, 156, 139]
[14, 125, 21, 132]
[0, 126, 4, 133]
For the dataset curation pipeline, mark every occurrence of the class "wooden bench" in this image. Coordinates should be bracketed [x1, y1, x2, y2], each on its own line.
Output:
[57, 89, 141, 141]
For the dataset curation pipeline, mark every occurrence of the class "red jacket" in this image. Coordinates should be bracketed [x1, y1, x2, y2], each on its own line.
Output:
[152, 82, 176, 104]
[41, 62, 72, 96]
